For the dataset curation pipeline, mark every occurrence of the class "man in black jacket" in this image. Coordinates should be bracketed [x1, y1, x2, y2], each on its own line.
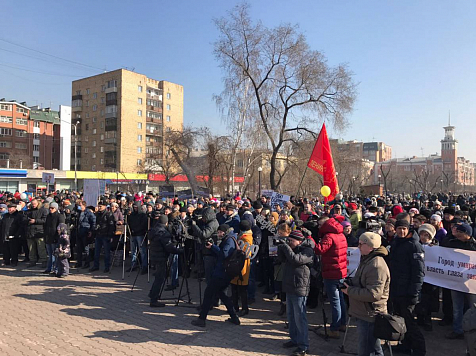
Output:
[278, 230, 314, 356]
[388, 219, 426, 356]
[1, 203, 22, 266]
[26, 199, 48, 268]
[445, 223, 476, 339]
[43, 202, 65, 274]
[128, 201, 149, 274]
[148, 215, 182, 307]
[89, 201, 116, 273]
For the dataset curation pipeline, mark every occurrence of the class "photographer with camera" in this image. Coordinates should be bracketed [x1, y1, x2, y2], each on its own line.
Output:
[191, 224, 240, 327]
[128, 201, 148, 275]
[278, 229, 314, 356]
[342, 232, 390, 356]
[75, 201, 96, 269]
[191, 207, 219, 288]
[148, 215, 183, 307]
[89, 201, 116, 273]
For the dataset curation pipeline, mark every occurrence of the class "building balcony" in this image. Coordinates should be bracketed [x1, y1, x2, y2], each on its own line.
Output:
[106, 99, 117, 106]
[72, 106, 82, 112]
[146, 117, 162, 124]
[146, 141, 163, 147]
[105, 111, 117, 119]
[72, 94, 82, 101]
[105, 86, 117, 94]
[104, 138, 117, 144]
[147, 105, 162, 112]
[105, 163, 117, 169]
[33, 139, 40, 145]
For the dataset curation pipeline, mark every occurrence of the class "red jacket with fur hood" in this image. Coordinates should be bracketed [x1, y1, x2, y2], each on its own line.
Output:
[314, 218, 348, 280]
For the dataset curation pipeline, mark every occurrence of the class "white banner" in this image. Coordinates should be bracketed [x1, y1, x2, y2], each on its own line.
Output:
[423, 245, 476, 294]
[344, 246, 476, 294]
[83, 179, 100, 207]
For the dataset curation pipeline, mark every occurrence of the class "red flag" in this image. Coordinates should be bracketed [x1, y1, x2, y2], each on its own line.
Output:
[307, 123, 339, 201]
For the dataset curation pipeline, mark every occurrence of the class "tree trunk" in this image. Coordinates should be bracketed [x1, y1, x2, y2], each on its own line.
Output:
[170, 147, 199, 197]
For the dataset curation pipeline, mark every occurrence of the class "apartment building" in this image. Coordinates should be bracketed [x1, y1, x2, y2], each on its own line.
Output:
[71, 69, 183, 173]
[0, 100, 62, 170]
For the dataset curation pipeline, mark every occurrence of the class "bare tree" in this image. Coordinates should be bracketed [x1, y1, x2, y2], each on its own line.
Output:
[214, 3, 356, 190]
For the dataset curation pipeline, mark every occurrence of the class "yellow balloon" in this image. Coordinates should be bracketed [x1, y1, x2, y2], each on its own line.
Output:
[321, 185, 331, 197]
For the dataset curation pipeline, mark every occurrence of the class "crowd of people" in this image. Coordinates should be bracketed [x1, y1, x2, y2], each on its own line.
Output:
[1, 189, 476, 356]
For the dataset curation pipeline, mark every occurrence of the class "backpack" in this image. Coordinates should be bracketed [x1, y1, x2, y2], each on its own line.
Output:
[223, 236, 247, 280]
[373, 313, 407, 341]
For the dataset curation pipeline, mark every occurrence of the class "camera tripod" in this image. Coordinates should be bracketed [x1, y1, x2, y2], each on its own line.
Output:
[109, 213, 133, 280]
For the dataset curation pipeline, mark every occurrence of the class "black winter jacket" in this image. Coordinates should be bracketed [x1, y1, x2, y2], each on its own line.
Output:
[95, 210, 116, 237]
[127, 207, 148, 236]
[45, 211, 66, 244]
[192, 207, 218, 256]
[26, 207, 48, 239]
[278, 238, 315, 297]
[446, 236, 476, 251]
[388, 232, 425, 302]
[149, 223, 181, 263]
[0, 211, 21, 242]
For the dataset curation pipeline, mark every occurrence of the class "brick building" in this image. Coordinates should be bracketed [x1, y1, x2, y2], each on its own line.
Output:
[0, 100, 62, 170]
[71, 69, 183, 173]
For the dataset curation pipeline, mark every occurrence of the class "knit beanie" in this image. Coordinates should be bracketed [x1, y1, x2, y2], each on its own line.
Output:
[418, 223, 436, 239]
[359, 232, 381, 249]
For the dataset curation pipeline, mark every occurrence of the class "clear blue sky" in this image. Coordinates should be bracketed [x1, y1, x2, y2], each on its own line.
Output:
[1, 1, 475, 161]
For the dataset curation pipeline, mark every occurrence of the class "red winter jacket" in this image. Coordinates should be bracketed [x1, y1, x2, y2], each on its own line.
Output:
[314, 218, 348, 280]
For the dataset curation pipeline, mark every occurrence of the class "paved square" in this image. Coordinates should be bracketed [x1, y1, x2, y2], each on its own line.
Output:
[0, 264, 467, 356]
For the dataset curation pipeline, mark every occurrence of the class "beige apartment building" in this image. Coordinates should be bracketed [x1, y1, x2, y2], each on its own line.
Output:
[71, 69, 183, 173]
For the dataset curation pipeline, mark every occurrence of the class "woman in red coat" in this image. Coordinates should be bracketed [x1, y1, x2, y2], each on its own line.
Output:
[314, 218, 348, 339]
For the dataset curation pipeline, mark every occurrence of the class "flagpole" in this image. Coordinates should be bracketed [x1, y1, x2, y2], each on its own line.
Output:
[295, 166, 308, 197]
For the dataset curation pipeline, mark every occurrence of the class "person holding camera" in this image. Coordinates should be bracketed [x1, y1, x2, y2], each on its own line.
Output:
[89, 201, 116, 273]
[148, 215, 183, 307]
[191, 224, 241, 327]
[278, 229, 314, 356]
[342, 232, 390, 356]
[75, 201, 96, 269]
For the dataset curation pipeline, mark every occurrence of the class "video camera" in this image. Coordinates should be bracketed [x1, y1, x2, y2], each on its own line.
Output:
[273, 237, 287, 246]
[337, 277, 353, 290]
[359, 215, 381, 233]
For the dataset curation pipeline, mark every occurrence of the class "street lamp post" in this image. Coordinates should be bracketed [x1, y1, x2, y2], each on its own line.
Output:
[440, 179, 443, 192]
[258, 166, 262, 198]
[73, 121, 80, 192]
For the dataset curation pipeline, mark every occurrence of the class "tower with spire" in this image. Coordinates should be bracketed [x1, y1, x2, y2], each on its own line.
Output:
[441, 111, 458, 176]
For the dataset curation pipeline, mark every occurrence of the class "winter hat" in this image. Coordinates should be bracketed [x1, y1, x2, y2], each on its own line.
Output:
[443, 207, 456, 216]
[179, 206, 187, 213]
[430, 214, 442, 223]
[386, 218, 396, 227]
[289, 230, 305, 241]
[0, 204, 7, 209]
[395, 220, 410, 229]
[239, 220, 252, 232]
[341, 221, 351, 228]
[226, 204, 235, 211]
[359, 232, 381, 249]
[419, 223, 436, 239]
[456, 223, 473, 236]
[158, 215, 168, 225]
[349, 203, 357, 211]
[218, 224, 231, 233]
[253, 201, 263, 210]
[50, 202, 59, 210]
[409, 208, 419, 215]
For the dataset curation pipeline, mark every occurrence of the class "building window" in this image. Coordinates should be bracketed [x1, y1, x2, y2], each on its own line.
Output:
[100, 146, 104, 152]
[85, 124, 89, 131]
[85, 135, 88, 142]
[138, 85, 143, 92]
[101, 85, 106, 92]
[166, 104, 171, 111]
[72, 99, 82, 108]
[107, 80, 117, 88]
[0, 104, 12, 110]
[0, 142, 11, 148]
[93, 105, 97, 111]
[137, 147, 142, 153]
[92, 153, 96, 158]
[34, 121, 40, 128]
[15, 142, 26, 149]
[101, 110, 104, 117]
[86, 113, 89, 118]
[137, 159, 142, 166]
[138, 110, 142, 116]
[0, 153, 10, 160]
[16, 130, 27, 137]
[167, 93, 171, 99]
[137, 122, 142, 129]
[33, 133, 39, 139]
[86, 100, 89, 107]
[85, 148, 88, 153]
[100, 121, 104, 129]
[100, 134, 104, 140]
[33, 156, 39, 163]
[101, 97, 105, 104]
[166, 115, 171, 122]
[106, 105, 117, 114]
[138, 98, 142, 104]
[86, 89, 90, 94]
[0, 116, 13, 123]
[93, 92, 97, 99]
[92, 140, 96, 147]
[76, 90, 81, 95]
[138, 135, 142, 141]
[33, 145, 40, 151]
[92, 117, 97, 123]
[93, 129, 97, 134]
[100, 159, 104, 164]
